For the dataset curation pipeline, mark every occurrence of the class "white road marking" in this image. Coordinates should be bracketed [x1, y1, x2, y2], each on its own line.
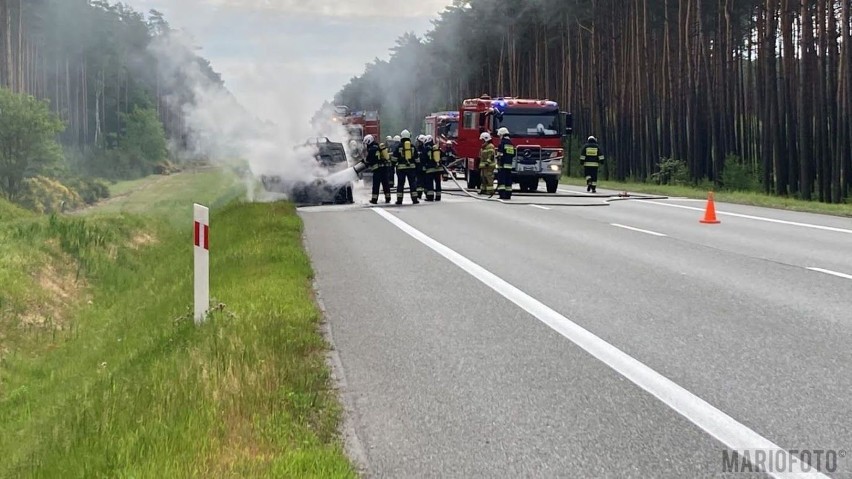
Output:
[530, 204, 551, 210]
[611, 223, 667, 237]
[373, 207, 826, 479]
[807, 267, 852, 280]
[558, 188, 593, 196]
[640, 201, 852, 235]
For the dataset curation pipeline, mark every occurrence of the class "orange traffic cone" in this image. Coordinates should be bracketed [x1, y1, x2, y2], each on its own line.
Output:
[700, 192, 721, 224]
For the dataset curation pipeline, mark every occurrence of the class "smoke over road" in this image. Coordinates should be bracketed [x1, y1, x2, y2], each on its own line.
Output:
[147, 30, 356, 202]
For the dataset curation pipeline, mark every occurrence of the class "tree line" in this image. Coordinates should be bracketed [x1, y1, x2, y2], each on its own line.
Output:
[0, 0, 221, 211]
[336, 0, 851, 203]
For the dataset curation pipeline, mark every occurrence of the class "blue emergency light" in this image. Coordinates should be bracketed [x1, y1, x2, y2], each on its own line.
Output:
[492, 98, 508, 113]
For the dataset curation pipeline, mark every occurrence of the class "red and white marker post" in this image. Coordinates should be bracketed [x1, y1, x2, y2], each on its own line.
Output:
[193, 204, 209, 324]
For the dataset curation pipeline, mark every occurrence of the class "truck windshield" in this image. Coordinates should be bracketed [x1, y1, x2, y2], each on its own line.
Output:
[496, 111, 560, 137]
[441, 121, 458, 139]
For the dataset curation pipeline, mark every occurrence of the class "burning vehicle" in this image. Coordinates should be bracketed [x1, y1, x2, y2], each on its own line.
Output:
[261, 137, 366, 205]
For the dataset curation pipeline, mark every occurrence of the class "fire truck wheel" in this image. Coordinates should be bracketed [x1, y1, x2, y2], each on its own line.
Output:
[466, 170, 480, 190]
[545, 177, 559, 193]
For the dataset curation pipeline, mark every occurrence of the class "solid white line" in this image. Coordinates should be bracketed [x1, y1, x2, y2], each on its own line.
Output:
[530, 204, 551, 210]
[372, 208, 826, 479]
[640, 201, 852, 235]
[807, 267, 852, 280]
[611, 223, 667, 237]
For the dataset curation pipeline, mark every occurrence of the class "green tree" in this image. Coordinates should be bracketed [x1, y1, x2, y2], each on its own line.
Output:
[119, 106, 168, 170]
[0, 87, 64, 201]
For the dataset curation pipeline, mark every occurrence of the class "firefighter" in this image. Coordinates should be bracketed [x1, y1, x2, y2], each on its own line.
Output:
[363, 135, 391, 204]
[495, 127, 515, 200]
[478, 132, 496, 195]
[389, 135, 401, 188]
[580, 135, 605, 193]
[423, 134, 443, 201]
[392, 129, 419, 204]
[415, 134, 428, 199]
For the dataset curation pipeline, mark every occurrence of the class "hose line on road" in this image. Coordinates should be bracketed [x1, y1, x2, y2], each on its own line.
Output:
[437, 164, 669, 206]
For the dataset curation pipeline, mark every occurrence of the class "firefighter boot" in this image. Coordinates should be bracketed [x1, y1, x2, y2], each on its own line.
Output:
[385, 195, 392, 204]
[370, 198, 378, 205]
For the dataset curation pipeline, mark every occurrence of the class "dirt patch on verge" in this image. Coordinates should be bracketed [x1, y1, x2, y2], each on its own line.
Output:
[20, 262, 88, 331]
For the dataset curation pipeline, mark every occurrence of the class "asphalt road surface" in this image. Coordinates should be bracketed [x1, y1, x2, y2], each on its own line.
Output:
[300, 176, 852, 479]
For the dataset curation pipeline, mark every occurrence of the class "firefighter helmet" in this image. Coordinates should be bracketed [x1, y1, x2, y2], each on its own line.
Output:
[393, 135, 401, 142]
[417, 134, 427, 143]
[363, 134, 375, 145]
[401, 129, 411, 139]
[386, 135, 392, 141]
[497, 127, 510, 137]
[425, 135, 433, 143]
[587, 136, 597, 143]
[480, 132, 492, 142]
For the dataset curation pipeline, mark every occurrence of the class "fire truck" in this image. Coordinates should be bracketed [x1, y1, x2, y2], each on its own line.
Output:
[325, 105, 381, 160]
[454, 95, 572, 193]
[423, 111, 461, 179]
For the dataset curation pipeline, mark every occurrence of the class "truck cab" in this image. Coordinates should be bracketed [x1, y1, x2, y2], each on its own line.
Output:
[423, 111, 461, 179]
[455, 96, 572, 193]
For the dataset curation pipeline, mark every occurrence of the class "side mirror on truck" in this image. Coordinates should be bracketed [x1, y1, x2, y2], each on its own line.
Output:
[562, 112, 573, 136]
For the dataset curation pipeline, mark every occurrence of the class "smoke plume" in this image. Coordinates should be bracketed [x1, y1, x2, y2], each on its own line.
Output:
[147, 30, 356, 202]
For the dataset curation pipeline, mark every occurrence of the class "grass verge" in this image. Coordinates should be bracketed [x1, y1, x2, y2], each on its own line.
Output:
[560, 176, 852, 217]
[0, 170, 356, 478]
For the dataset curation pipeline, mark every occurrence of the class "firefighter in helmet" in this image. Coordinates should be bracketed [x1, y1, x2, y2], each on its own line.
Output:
[495, 127, 515, 200]
[414, 134, 428, 199]
[363, 135, 391, 204]
[392, 129, 419, 204]
[423, 134, 443, 201]
[580, 135, 605, 193]
[389, 135, 401, 188]
[478, 132, 496, 195]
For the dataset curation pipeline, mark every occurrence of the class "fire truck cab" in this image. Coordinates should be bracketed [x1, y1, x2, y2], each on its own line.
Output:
[423, 111, 461, 179]
[455, 95, 572, 193]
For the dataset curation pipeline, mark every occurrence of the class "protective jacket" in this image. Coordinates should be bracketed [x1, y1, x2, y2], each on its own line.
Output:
[424, 141, 442, 173]
[497, 136, 515, 168]
[580, 142, 605, 167]
[393, 138, 417, 170]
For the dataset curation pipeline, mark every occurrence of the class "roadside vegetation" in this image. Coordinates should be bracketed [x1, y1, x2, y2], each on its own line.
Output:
[561, 156, 852, 218]
[0, 171, 356, 478]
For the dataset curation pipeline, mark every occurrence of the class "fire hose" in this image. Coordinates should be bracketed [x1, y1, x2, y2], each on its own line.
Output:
[437, 159, 668, 206]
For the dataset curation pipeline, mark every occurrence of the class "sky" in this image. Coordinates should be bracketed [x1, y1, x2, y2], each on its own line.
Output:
[121, 0, 451, 121]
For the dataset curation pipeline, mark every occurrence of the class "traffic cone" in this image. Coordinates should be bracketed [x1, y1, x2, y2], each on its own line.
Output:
[700, 192, 721, 224]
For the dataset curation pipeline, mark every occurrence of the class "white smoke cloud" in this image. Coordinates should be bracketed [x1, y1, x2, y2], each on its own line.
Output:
[148, 30, 356, 201]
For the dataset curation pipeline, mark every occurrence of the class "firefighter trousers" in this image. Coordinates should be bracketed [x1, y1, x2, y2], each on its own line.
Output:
[396, 168, 419, 204]
[416, 167, 429, 198]
[479, 166, 495, 194]
[584, 166, 599, 192]
[496, 166, 513, 199]
[371, 166, 391, 203]
[423, 168, 442, 201]
[387, 165, 395, 187]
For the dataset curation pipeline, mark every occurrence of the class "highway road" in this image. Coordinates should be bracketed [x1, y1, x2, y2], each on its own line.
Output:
[299, 177, 852, 478]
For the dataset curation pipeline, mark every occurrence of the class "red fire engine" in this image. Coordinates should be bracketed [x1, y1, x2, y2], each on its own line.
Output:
[454, 95, 572, 193]
[327, 105, 381, 159]
[423, 111, 461, 179]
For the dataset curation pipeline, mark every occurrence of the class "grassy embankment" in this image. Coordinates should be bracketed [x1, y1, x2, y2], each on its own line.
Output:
[560, 176, 852, 217]
[0, 169, 356, 478]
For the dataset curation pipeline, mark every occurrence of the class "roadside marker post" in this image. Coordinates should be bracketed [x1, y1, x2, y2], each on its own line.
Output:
[194, 204, 209, 324]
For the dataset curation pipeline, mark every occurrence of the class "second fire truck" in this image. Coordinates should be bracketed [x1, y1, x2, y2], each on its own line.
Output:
[453, 95, 572, 193]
